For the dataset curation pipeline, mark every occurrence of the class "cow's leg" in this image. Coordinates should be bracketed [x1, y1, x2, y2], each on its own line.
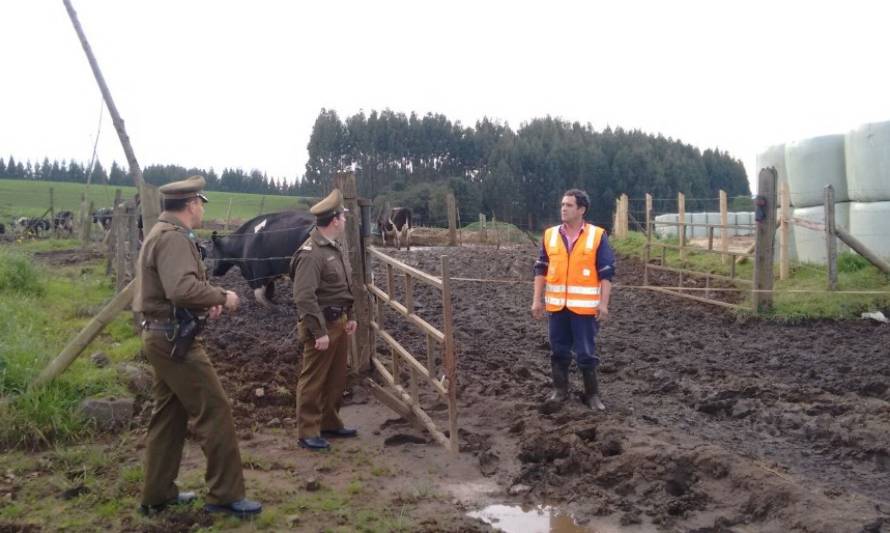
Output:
[254, 286, 273, 308]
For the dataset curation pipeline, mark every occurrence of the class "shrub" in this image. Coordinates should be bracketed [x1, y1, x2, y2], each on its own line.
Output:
[0, 251, 44, 296]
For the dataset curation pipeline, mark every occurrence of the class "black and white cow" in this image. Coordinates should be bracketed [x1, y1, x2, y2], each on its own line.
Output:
[53, 211, 75, 235]
[0, 222, 5, 235]
[92, 208, 113, 231]
[209, 211, 315, 307]
[378, 207, 412, 250]
[13, 217, 50, 237]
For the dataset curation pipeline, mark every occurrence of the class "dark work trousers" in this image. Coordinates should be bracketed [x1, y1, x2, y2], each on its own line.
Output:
[141, 332, 246, 507]
[296, 316, 349, 439]
[548, 309, 600, 369]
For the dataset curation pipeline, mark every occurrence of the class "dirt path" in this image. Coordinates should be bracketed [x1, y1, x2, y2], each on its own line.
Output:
[195, 244, 890, 532]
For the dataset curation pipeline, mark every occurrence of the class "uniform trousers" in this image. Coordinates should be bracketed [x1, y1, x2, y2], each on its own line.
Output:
[141, 332, 245, 506]
[548, 309, 600, 369]
[296, 316, 349, 438]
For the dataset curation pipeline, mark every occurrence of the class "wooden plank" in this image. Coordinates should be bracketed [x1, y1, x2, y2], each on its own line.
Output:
[779, 181, 790, 280]
[678, 192, 686, 261]
[366, 284, 446, 343]
[368, 247, 443, 289]
[372, 357, 451, 450]
[404, 273, 414, 314]
[836, 226, 890, 275]
[366, 378, 427, 434]
[426, 333, 436, 380]
[33, 280, 135, 387]
[644, 193, 652, 286]
[643, 285, 745, 310]
[441, 255, 459, 454]
[370, 321, 448, 398]
[646, 263, 753, 285]
[720, 190, 729, 265]
[753, 168, 777, 313]
[825, 185, 837, 291]
[790, 217, 825, 233]
[336, 173, 371, 372]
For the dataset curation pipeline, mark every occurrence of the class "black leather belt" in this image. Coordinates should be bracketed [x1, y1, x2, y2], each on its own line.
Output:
[322, 306, 350, 322]
[141, 320, 175, 333]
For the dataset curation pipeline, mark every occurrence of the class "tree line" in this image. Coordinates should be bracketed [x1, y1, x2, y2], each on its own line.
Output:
[303, 109, 751, 229]
[0, 156, 300, 196]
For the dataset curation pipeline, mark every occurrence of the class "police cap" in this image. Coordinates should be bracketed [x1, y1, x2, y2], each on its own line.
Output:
[159, 175, 209, 202]
[310, 189, 347, 218]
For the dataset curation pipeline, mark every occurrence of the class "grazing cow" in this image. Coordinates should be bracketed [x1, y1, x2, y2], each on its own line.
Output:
[53, 211, 75, 235]
[92, 208, 113, 230]
[378, 207, 412, 250]
[209, 211, 315, 307]
[14, 217, 50, 238]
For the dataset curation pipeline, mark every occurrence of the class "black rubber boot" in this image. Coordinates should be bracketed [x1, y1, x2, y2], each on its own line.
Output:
[581, 367, 605, 411]
[547, 359, 570, 402]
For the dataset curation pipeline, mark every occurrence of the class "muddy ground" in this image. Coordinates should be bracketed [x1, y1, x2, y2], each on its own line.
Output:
[12, 242, 888, 531]
[189, 242, 890, 532]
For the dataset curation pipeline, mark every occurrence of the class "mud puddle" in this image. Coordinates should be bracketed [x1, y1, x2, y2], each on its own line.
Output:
[468, 504, 645, 533]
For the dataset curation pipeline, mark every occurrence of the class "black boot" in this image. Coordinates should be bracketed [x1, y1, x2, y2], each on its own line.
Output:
[581, 367, 605, 411]
[547, 359, 570, 402]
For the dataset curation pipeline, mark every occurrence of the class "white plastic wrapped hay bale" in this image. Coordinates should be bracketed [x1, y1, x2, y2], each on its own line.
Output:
[845, 121, 890, 202]
[785, 135, 848, 208]
[734, 212, 754, 236]
[756, 143, 791, 204]
[655, 213, 678, 238]
[689, 212, 708, 238]
[848, 201, 890, 259]
[791, 203, 851, 264]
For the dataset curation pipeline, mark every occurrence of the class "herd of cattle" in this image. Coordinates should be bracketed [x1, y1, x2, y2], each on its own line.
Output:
[0, 208, 115, 238]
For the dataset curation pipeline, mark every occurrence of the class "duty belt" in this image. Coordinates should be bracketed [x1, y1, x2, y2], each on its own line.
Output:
[140, 319, 175, 333]
[322, 306, 350, 322]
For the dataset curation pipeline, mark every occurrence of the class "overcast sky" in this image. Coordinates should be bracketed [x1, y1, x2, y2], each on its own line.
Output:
[2, 1, 888, 191]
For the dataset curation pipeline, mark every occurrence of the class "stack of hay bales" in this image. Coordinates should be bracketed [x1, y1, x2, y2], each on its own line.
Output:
[845, 121, 890, 260]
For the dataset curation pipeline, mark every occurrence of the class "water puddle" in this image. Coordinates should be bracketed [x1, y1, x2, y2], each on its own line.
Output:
[467, 504, 588, 533]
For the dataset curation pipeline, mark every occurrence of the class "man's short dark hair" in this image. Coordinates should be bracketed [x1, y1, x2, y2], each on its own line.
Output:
[163, 197, 193, 212]
[563, 189, 590, 216]
[316, 211, 341, 228]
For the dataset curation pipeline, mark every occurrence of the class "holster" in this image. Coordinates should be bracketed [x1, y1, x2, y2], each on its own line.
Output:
[170, 307, 204, 361]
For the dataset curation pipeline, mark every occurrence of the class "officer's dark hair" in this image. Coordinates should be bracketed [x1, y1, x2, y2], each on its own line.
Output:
[562, 189, 590, 217]
[316, 210, 342, 228]
[163, 197, 198, 212]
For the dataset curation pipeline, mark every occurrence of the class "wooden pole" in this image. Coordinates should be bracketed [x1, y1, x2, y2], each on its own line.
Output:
[224, 198, 233, 231]
[113, 201, 127, 293]
[644, 193, 652, 286]
[32, 280, 135, 387]
[836, 226, 890, 275]
[493, 215, 501, 250]
[620, 193, 629, 238]
[753, 168, 777, 313]
[779, 182, 790, 280]
[127, 202, 139, 280]
[334, 172, 371, 372]
[62, 0, 160, 234]
[441, 255, 458, 454]
[446, 193, 457, 246]
[81, 199, 93, 247]
[720, 190, 729, 265]
[49, 188, 56, 238]
[479, 214, 487, 244]
[678, 193, 686, 262]
[824, 185, 837, 291]
[106, 189, 121, 275]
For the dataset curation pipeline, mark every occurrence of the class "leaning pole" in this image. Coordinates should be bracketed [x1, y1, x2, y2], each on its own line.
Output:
[33, 2, 158, 386]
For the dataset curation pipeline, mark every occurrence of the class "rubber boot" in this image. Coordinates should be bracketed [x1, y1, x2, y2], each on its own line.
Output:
[581, 367, 606, 411]
[547, 359, 570, 402]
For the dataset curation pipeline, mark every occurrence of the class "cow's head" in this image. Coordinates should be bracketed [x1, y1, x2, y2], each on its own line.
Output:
[208, 231, 236, 276]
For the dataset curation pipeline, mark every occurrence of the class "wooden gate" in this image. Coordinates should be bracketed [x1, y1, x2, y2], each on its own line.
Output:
[364, 247, 459, 453]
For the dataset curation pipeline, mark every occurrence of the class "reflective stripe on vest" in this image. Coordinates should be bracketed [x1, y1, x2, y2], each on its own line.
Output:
[543, 223, 603, 316]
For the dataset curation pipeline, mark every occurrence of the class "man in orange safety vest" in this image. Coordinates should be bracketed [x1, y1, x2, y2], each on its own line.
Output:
[531, 189, 614, 411]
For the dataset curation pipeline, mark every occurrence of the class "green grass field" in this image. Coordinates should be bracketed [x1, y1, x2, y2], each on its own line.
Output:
[612, 231, 890, 319]
[0, 178, 318, 225]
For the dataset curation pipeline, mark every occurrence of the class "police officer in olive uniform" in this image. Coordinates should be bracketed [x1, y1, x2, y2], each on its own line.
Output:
[291, 189, 358, 450]
[134, 176, 262, 517]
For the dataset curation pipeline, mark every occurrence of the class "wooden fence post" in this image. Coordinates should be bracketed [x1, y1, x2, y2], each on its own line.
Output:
[644, 193, 652, 286]
[224, 198, 233, 231]
[479, 214, 487, 244]
[334, 172, 371, 372]
[113, 200, 127, 293]
[441, 255, 458, 454]
[753, 168, 777, 314]
[446, 193, 457, 246]
[82, 200, 94, 247]
[779, 181, 790, 280]
[493, 215, 501, 250]
[824, 185, 837, 291]
[106, 189, 122, 275]
[720, 190, 729, 265]
[678, 192, 686, 262]
[127, 202, 139, 279]
[645, 193, 653, 236]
